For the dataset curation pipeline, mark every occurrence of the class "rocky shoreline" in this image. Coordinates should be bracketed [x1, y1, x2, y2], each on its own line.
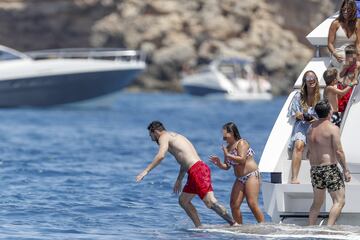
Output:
[0, 0, 339, 95]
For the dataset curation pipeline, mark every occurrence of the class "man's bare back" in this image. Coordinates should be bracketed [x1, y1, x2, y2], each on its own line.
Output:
[307, 100, 351, 226]
[308, 119, 339, 166]
[164, 131, 201, 170]
[136, 121, 236, 227]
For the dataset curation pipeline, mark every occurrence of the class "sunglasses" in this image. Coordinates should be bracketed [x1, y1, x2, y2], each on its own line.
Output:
[305, 76, 317, 81]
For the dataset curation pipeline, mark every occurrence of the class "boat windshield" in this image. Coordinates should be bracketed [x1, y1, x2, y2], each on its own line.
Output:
[218, 63, 237, 80]
[0, 50, 23, 61]
[218, 62, 251, 80]
[239, 66, 249, 79]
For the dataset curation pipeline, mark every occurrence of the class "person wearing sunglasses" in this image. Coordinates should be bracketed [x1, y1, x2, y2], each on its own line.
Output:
[287, 70, 321, 184]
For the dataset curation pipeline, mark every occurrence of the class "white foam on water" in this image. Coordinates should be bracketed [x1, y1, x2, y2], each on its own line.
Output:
[189, 223, 360, 239]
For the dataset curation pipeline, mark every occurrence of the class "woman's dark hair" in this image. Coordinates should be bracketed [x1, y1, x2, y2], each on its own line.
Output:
[223, 122, 241, 140]
[147, 121, 166, 132]
[338, 0, 357, 35]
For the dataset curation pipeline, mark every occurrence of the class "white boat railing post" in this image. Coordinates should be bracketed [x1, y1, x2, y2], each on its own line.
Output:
[315, 45, 321, 58]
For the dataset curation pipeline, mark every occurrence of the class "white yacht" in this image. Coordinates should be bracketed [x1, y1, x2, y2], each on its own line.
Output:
[0, 45, 146, 107]
[181, 57, 272, 101]
[259, 12, 360, 225]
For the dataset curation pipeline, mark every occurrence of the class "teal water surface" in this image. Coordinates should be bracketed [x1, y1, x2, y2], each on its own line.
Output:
[1, 93, 356, 239]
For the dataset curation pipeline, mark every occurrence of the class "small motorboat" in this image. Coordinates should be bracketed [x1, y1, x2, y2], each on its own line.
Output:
[181, 57, 272, 101]
[0, 45, 146, 107]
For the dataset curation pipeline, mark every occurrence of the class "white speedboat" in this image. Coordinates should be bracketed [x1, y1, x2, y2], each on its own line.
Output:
[259, 12, 360, 226]
[0, 45, 146, 107]
[181, 58, 272, 101]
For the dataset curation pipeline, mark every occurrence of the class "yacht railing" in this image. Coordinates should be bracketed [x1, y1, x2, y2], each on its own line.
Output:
[313, 45, 332, 58]
[25, 48, 146, 63]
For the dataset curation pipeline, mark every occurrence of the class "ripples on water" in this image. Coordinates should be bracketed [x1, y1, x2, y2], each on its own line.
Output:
[0, 93, 358, 239]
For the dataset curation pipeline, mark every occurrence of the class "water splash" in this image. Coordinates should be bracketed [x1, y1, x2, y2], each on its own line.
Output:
[189, 223, 360, 239]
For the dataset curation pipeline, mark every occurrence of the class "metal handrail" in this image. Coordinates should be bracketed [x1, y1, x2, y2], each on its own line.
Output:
[25, 48, 145, 62]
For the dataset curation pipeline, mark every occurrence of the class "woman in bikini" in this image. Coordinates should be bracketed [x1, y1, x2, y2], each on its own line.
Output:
[210, 122, 264, 224]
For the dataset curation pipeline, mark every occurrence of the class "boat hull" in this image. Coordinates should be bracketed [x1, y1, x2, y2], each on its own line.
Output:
[262, 181, 360, 226]
[182, 85, 227, 96]
[259, 58, 360, 226]
[181, 58, 272, 100]
[0, 69, 141, 107]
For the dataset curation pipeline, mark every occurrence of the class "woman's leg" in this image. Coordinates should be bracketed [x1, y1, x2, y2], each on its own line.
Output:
[291, 140, 305, 184]
[230, 179, 245, 224]
[244, 174, 265, 223]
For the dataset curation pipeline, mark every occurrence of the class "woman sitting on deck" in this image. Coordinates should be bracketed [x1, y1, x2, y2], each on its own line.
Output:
[288, 70, 320, 184]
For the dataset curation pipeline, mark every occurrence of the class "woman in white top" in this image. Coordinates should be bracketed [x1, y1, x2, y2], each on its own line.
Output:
[328, 0, 360, 69]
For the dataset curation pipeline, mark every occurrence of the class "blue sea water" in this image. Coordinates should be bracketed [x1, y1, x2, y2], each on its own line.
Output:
[0, 93, 358, 240]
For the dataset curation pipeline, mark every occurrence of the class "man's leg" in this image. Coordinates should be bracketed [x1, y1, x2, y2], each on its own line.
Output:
[178, 192, 201, 227]
[308, 187, 326, 225]
[202, 191, 236, 225]
[328, 188, 345, 226]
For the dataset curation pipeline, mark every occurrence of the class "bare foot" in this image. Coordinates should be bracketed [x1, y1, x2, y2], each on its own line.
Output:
[291, 179, 300, 184]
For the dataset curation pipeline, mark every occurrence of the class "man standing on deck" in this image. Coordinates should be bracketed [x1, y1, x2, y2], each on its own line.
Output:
[136, 121, 236, 228]
[308, 100, 351, 226]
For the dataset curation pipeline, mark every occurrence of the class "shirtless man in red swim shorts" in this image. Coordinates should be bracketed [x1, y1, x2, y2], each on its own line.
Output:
[136, 121, 236, 228]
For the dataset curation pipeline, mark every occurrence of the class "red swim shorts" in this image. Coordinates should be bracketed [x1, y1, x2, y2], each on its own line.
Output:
[182, 160, 213, 199]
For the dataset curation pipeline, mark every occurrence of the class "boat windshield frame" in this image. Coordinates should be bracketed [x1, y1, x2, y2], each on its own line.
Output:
[25, 48, 145, 63]
[0, 45, 31, 61]
[215, 58, 254, 80]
